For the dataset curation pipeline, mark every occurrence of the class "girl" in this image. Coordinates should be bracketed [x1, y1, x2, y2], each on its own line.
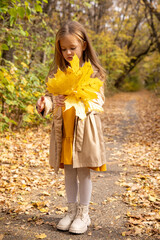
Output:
[37, 21, 106, 234]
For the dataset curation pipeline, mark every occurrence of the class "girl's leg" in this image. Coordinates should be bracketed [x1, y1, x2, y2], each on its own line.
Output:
[64, 164, 78, 203]
[69, 167, 92, 234]
[57, 165, 78, 231]
[77, 167, 92, 205]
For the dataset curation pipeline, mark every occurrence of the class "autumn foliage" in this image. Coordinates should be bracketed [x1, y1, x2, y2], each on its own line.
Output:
[0, 0, 160, 131]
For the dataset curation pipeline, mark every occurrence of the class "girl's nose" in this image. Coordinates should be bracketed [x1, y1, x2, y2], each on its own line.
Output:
[66, 49, 71, 55]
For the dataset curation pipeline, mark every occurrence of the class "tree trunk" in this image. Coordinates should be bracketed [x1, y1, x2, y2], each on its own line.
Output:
[145, 2, 160, 53]
[1, 47, 14, 65]
[114, 40, 155, 88]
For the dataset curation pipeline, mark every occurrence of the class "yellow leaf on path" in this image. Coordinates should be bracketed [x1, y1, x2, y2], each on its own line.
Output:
[40, 196, 45, 200]
[57, 190, 65, 197]
[35, 233, 47, 239]
[90, 201, 98, 205]
[41, 191, 50, 196]
[93, 225, 102, 230]
[127, 211, 131, 217]
[56, 206, 68, 213]
[149, 195, 156, 202]
[39, 208, 49, 213]
[106, 197, 117, 202]
[32, 201, 47, 208]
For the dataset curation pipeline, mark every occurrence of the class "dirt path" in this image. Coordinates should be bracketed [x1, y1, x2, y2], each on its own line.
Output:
[0, 90, 160, 240]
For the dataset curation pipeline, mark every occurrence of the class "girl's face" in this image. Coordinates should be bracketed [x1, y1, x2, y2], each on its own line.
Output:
[59, 34, 86, 66]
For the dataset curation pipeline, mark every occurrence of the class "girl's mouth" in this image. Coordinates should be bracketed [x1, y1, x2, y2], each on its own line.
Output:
[67, 57, 73, 61]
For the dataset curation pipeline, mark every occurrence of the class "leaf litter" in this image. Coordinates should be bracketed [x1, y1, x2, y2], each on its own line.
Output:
[107, 91, 160, 237]
[0, 90, 160, 239]
[0, 125, 66, 217]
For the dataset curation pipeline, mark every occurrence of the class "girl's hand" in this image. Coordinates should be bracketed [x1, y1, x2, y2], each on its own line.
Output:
[36, 96, 45, 114]
[55, 95, 65, 107]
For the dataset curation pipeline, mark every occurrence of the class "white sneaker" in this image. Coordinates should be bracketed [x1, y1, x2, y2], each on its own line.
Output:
[69, 204, 91, 234]
[57, 203, 77, 231]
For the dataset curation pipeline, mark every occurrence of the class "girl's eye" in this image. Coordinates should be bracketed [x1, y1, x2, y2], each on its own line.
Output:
[61, 47, 76, 51]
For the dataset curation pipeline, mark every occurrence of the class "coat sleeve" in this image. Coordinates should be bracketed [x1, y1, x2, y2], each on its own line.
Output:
[40, 75, 55, 117]
[90, 68, 105, 108]
[92, 85, 105, 107]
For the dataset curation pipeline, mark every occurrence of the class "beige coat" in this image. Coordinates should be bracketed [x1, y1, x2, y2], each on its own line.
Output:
[43, 70, 106, 173]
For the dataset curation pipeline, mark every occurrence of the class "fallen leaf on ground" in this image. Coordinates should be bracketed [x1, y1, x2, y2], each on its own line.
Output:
[35, 233, 47, 239]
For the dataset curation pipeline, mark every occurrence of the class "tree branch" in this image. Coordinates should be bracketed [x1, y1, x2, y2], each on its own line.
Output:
[142, 0, 160, 22]
[114, 38, 155, 88]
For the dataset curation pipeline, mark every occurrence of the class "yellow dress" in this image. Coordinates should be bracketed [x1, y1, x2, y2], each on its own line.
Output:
[60, 107, 106, 171]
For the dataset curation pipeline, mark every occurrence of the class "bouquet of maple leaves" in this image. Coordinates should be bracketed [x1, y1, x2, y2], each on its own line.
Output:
[46, 54, 103, 119]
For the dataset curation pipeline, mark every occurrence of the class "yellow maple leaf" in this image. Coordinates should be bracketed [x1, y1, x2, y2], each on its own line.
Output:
[39, 208, 49, 213]
[35, 233, 47, 239]
[47, 54, 103, 119]
[65, 96, 86, 120]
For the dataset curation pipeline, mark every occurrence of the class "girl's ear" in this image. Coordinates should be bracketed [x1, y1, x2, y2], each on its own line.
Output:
[82, 41, 87, 51]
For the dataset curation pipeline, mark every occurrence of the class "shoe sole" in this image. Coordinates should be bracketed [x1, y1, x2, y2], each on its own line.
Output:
[69, 219, 91, 234]
[69, 226, 87, 234]
[57, 226, 69, 231]
[57, 223, 71, 231]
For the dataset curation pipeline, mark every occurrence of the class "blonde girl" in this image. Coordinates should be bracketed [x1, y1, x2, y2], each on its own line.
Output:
[37, 21, 106, 234]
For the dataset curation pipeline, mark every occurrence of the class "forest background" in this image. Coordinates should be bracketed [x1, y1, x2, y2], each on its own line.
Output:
[0, 0, 160, 132]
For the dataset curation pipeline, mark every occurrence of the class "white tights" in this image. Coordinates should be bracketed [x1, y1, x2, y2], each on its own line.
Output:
[64, 165, 92, 206]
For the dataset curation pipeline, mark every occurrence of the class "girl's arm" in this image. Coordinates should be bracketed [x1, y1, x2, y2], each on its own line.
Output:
[36, 94, 54, 117]
[36, 74, 55, 117]
[42, 71, 65, 112]
[37, 94, 65, 117]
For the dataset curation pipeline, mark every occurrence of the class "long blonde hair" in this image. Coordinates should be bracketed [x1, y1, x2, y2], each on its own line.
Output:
[49, 21, 106, 79]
